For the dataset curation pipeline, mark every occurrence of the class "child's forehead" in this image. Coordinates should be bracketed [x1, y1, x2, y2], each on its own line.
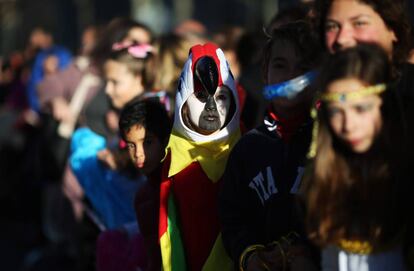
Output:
[126, 124, 146, 134]
[271, 39, 300, 61]
[127, 124, 159, 138]
[104, 59, 128, 72]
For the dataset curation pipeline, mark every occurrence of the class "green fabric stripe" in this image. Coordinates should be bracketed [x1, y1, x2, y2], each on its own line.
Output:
[168, 193, 187, 271]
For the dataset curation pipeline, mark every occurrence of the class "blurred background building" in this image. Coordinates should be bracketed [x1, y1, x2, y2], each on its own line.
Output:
[0, 0, 309, 57]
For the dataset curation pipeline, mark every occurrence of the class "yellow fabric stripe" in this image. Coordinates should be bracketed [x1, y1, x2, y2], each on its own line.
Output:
[167, 129, 241, 182]
[202, 233, 234, 271]
[160, 231, 172, 271]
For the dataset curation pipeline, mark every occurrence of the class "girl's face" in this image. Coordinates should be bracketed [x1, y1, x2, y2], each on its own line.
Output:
[124, 124, 164, 176]
[104, 59, 143, 109]
[325, 0, 396, 57]
[185, 85, 232, 135]
[326, 77, 383, 153]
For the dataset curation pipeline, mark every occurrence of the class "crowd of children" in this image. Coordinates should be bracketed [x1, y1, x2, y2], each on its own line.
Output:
[1, 0, 414, 270]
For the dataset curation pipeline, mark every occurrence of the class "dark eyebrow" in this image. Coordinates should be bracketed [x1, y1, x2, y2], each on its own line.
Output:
[350, 14, 372, 21]
[326, 19, 338, 23]
[326, 14, 371, 22]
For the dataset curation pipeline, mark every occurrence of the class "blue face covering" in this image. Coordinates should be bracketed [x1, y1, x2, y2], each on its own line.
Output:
[263, 71, 316, 100]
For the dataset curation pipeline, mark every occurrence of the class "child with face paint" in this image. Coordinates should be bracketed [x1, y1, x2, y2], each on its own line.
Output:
[158, 43, 240, 271]
[302, 44, 413, 271]
[219, 21, 321, 271]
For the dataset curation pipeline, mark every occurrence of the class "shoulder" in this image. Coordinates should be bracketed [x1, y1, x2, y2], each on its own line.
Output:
[234, 125, 280, 150]
[227, 125, 281, 168]
[396, 62, 414, 98]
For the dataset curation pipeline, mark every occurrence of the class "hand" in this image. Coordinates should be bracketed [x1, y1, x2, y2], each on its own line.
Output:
[245, 247, 286, 271]
[289, 255, 319, 271]
[51, 97, 73, 122]
[287, 245, 319, 271]
[105, 110, 119, 133]
[97, 148, 118, 170]
[43, 55, 59, 75]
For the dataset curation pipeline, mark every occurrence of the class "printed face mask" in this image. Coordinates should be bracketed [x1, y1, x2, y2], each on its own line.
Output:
[186, 86, 232, 134]
[263, 71, 316, 100]
[184, 56, 232, 135]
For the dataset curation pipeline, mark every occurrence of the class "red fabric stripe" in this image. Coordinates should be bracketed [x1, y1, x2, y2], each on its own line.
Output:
[171, 161, 221, 271]
[159, 181, 171, 239]
[159, 153, 172, 239]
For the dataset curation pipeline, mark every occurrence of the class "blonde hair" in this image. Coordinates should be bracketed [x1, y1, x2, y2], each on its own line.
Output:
[153, 34, 192, 94]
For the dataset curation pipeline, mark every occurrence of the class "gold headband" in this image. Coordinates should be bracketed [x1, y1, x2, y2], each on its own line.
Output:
[320, 84, 386, 103]
[307, 83, 386, 159]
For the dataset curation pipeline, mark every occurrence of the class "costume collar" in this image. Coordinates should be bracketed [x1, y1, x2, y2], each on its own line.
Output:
[264, 107, 307, 142]
[166, 128, 241, 182]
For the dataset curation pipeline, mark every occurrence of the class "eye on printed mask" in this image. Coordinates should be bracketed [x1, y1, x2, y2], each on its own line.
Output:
[263, 71, 316, 100]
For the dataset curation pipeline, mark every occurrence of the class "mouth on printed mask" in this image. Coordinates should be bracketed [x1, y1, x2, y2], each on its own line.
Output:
[202, 110, 220, 120]
[203, 115, 219, 121]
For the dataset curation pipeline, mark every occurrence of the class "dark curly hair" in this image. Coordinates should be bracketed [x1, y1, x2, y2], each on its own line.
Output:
[119, 97, 172, 143]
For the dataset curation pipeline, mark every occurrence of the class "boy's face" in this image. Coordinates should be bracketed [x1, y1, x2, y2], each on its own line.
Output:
[267, 40, 311, 115]
[267, 40, 303, 86]
[124, 124, 164, 175]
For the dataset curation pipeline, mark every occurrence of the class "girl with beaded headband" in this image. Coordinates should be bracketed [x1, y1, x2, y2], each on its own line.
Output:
[302, 44, 413, 270]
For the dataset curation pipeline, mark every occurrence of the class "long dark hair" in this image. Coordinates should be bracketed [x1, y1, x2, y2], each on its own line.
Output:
[303, 44, 406, 249]
[314, 0, 413, 71]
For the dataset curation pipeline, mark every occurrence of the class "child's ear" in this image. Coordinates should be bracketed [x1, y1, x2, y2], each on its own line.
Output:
[181, 102, 194, 131]
[134, 74, 143, 83]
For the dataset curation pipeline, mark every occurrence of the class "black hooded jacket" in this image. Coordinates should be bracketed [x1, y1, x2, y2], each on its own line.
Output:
[218, 114, 313, 262]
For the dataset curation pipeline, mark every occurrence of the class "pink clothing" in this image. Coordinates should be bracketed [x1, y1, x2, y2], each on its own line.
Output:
[37, 58, 101, 113]
[96, 230, 147, 271]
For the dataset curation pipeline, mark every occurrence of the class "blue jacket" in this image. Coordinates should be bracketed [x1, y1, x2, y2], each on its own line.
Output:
[70, 127, 146, 230]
